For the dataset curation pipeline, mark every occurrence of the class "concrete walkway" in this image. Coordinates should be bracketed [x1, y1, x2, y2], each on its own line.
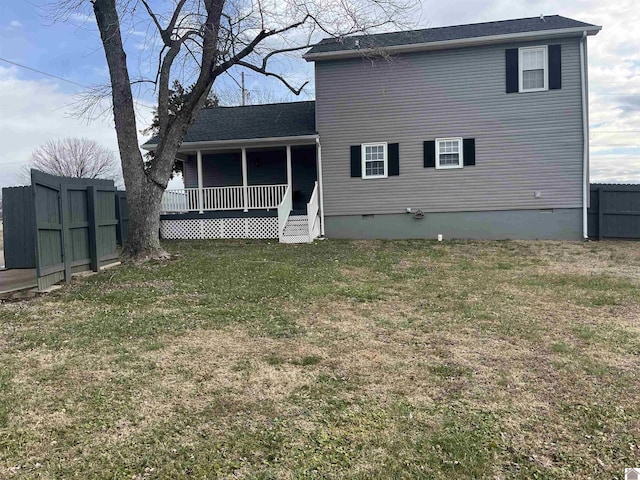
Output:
[0, 267, 37, 294]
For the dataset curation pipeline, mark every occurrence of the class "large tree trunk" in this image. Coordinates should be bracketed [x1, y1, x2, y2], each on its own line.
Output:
[122, 179, 166, 260]
[93, 0, 169, 259]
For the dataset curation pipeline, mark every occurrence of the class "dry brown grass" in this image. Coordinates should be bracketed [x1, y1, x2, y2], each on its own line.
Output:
[0, 239, 639, 478]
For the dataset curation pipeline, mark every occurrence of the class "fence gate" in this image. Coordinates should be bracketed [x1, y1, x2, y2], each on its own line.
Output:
[31, 170, 118, 290]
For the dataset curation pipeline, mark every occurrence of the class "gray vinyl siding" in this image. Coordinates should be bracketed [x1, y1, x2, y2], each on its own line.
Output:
[315, 37, 585, 216]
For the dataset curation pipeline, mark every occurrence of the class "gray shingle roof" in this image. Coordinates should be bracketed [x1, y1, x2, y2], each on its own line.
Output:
[305, 15, 598, 57]
[145, 101, 316, 145]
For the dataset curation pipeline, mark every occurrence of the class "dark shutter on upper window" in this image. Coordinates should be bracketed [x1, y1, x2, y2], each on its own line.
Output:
[548, 44, 561, 90]
[424, 141, 436, 168]
[506, 48, 519, 93]
[388, 143, 399, 176]
[463, 139, 476, 166]
[350, 145, 362, 177]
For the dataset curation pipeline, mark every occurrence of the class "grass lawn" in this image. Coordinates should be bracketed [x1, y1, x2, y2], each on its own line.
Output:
[1, 239, 639, 478]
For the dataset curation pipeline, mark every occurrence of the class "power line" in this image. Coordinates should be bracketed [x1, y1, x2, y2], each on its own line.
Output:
[0, 56, 88, 88]
[0, 56, 155, 110]
[0, 160, 29, 166]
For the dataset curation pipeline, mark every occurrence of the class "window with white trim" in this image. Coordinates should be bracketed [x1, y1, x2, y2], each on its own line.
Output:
[435, 138, 463, 169]
[519, 46, 548, 92]
[361, 142, 388, 178]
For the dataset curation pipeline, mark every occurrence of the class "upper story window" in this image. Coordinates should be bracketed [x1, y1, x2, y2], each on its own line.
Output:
[361, 142, 388, 179]
[519, 46, 548, 92]
[435, 138, 463, 169]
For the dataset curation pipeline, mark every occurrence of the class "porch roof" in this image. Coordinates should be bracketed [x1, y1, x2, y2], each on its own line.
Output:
[143, 101, 316, 149]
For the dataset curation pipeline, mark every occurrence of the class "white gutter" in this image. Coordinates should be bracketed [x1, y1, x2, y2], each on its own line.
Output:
[143, 134, 319, 151]
[580, 31, 589, 239]
[304, 25, 601, 61]
[316, 137, 325, 236]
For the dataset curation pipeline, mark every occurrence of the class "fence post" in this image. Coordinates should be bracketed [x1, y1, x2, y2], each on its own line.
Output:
[59, 184, 73, 282]
[87, 186, 100, 272]
[597, 187, 603, 241]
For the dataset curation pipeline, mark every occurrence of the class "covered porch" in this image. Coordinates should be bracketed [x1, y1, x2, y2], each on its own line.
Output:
[158, 136, 323, 243]
[144, 101, 322, 243]
[162, 141, 318, 214]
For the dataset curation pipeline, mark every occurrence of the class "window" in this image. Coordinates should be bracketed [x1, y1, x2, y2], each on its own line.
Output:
[361, 142, 388, 179]
[519, 46, 548, 92]
[435, 138, 463, 169]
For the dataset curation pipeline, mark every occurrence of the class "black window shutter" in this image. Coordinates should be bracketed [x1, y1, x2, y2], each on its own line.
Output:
[388, 143, 399, 176]
[463, 138, 476, 166]
[350, 145, 362, 177]
[505, 48, 519, 93]
[424, 141, 436, 168]
[548, 44, 561, 90]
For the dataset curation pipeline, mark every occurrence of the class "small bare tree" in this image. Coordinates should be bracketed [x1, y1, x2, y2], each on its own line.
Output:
[54, 0, 417, 260]
[22, 137, 121, 184]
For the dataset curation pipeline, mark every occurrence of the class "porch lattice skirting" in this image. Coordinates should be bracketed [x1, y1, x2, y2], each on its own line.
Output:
[160, 217, 278, 240]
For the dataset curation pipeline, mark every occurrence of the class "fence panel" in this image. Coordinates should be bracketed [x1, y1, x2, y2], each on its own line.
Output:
[32, 172, 65, 289]
[115, 191, 129, 245]
[588, 184, 640, 240]
[2, 186, 36, 269]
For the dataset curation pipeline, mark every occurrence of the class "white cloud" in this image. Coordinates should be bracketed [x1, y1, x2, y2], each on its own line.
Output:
[0, 67, 153, 189]
[8, 20, 23, 29]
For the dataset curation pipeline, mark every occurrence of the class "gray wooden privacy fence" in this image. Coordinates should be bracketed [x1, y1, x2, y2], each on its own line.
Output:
[2, 170, 119, 290]
[588, 184, 640, 240]
[115, 191, 129, 245]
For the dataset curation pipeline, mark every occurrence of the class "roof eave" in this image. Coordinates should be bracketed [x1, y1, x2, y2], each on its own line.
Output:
[304, 25, 602, 61]
[142, 134, 319, 152]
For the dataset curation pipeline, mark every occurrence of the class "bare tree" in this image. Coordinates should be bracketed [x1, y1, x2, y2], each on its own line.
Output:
[54, 0, 417, 260]
[21, 137, 121, 184]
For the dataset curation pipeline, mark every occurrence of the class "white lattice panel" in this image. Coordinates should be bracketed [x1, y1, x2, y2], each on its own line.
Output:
[160, 217, 277, 240]
[247, 217, 279, 238]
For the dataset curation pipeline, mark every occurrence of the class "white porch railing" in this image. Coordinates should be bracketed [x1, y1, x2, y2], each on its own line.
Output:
[203, 186, 245, 210]
[277, 185, 292, 241]
[248, 184, 288, 210]
[161, 184, 287, 213]
[306, 181, 320, 242]
[161, 189, 197, 213]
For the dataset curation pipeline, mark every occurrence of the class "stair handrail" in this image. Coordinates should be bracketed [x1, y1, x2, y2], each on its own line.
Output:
[277, 185, 292, 242]
[306, 181, 319, 242]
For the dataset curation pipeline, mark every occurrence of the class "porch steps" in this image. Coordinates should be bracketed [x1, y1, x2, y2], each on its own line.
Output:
[281, 215, 311, 243]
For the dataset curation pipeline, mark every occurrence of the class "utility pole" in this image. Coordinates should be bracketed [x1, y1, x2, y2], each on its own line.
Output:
[241, 71, 246, 106]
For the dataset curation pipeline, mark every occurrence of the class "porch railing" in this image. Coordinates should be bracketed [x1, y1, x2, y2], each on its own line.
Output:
[160, 189, 197, 213]
[277, 185, 292, 241]
[203, 186, 245, 210]
[161, 184, 287, 213]
[248, 184, 288, 210]
[306, 181, 320, 242]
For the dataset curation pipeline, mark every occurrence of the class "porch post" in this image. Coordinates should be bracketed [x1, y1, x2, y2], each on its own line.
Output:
[196, 150, 204, 214]
[286, 144, 292, 195]
[241, 147, 249, 212]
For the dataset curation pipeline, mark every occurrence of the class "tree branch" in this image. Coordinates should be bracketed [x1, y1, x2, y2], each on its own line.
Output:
[236, 61, 309, 95]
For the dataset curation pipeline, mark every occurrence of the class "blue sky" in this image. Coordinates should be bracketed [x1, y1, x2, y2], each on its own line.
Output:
[0, 0, 639, 188]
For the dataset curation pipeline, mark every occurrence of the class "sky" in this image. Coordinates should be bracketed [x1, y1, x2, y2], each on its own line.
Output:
[0, 0, 639, 189]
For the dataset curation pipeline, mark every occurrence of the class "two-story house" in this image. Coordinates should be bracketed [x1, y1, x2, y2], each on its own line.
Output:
[146, 15, 601, 243]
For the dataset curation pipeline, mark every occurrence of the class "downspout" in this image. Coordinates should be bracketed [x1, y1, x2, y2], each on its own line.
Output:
[316, 137, 325, 236]
[579, 31, 589, 239]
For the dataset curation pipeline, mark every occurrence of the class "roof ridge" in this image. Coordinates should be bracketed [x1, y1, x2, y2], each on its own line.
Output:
[319, 15, 596, 45]
[203, 100, 315, 110]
